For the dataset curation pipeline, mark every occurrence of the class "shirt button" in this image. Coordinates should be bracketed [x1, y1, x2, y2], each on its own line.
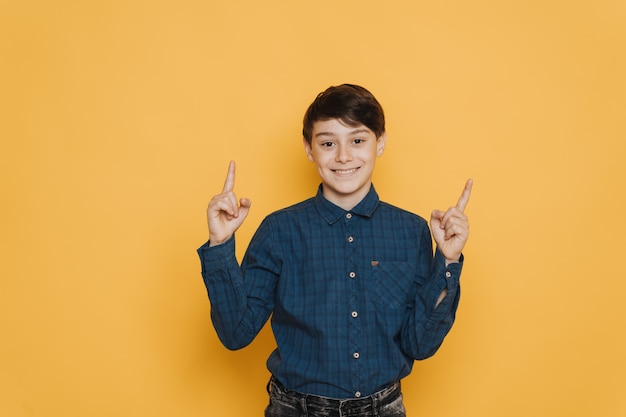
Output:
[346, 213, 352, 219]
[349, 272, 356, 278]
[347, 236, 354, 243]
[355, 391, 362, 398]
[351, 311, 358, 318]
[353, 352, 360, 359]
[445, 271, 452, 278]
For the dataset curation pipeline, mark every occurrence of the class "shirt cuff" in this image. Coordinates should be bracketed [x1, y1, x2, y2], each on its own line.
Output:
[434, 248, 463, 291]
[197, 236, 237, 274]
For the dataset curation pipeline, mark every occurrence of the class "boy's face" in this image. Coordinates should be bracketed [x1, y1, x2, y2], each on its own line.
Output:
[304, 118, 386, 210]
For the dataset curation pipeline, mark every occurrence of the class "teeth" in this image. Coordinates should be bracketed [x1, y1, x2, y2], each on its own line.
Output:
[334, 168, 357, 174]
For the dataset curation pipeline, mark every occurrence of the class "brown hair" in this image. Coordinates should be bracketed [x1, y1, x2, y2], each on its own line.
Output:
[302, 84, 385, 144]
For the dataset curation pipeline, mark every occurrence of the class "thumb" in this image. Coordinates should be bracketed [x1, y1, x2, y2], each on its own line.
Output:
[431, 209, 445, 219]
[238, 197, 252, 217]
[430, 209, 445, 228]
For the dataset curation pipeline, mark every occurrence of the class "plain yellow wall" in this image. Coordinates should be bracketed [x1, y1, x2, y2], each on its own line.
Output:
[2, 1, 625, 416]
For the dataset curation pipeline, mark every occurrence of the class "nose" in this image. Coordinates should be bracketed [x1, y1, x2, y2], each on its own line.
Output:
[335, 143, 352, 163]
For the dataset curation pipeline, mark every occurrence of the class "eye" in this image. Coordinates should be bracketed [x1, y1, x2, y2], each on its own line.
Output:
[353, 138, 365, 144]
[321, 141, 334, 147]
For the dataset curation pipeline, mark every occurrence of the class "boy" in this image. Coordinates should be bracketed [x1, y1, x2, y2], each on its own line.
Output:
[198, 84, 472, 417]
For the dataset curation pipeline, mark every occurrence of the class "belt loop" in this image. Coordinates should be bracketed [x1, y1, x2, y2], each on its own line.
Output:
[371, 391, 378, 411]
[301, 395, 308, 416]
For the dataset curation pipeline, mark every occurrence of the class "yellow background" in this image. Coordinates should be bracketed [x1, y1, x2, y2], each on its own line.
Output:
[2, 1, 625, 416]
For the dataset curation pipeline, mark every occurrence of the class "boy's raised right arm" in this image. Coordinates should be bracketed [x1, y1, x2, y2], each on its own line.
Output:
[200, 161, 277, 350]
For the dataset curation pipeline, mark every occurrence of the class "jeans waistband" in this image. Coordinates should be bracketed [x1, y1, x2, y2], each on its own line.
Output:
[268, 377, 401, 415]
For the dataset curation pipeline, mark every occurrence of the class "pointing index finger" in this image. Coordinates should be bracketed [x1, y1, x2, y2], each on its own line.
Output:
[456, 178, 473, 211]
[222, 161, 236, 193]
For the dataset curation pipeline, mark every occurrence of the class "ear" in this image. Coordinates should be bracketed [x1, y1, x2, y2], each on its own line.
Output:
[376, 132, 387, 157]
[303, 137, 315, 162]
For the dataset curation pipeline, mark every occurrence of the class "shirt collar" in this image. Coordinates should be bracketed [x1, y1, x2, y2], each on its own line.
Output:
[314, 184, 380, 224]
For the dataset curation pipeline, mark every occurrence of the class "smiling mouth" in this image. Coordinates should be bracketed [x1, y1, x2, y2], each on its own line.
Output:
[332, 168, 359, 175]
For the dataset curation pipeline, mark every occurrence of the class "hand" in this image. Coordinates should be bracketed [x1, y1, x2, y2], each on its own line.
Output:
[430, 179, 473, 264]
[206, 161, 251, 246]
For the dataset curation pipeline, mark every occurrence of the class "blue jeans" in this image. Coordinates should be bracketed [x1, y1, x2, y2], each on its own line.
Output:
[264, 378, 406, 417]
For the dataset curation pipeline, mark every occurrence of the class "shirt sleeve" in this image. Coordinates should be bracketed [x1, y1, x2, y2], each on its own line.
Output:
[197, 219, 281, 350]
[400, 225, 462, 360]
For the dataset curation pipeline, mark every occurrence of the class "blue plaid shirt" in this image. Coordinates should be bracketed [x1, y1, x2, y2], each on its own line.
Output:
[198, 185, 462, 399]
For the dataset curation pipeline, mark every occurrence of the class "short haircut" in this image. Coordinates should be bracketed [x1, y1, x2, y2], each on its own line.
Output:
[302, 84, 386, 144]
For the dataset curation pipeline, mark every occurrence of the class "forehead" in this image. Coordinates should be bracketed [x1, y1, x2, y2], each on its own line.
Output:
[312, 118, 374, 137]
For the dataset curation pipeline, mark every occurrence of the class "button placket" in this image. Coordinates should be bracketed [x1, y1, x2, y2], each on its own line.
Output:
[344, 210, 361, 396]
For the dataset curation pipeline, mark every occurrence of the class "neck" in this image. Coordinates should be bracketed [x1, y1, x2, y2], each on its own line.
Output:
[322, 184, 370, 211]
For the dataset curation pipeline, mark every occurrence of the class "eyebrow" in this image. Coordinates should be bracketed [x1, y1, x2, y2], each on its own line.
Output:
[314, 128, 371, 138]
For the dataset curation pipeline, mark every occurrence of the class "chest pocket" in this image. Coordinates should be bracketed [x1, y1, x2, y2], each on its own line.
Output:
[370, 261, 415, 309]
